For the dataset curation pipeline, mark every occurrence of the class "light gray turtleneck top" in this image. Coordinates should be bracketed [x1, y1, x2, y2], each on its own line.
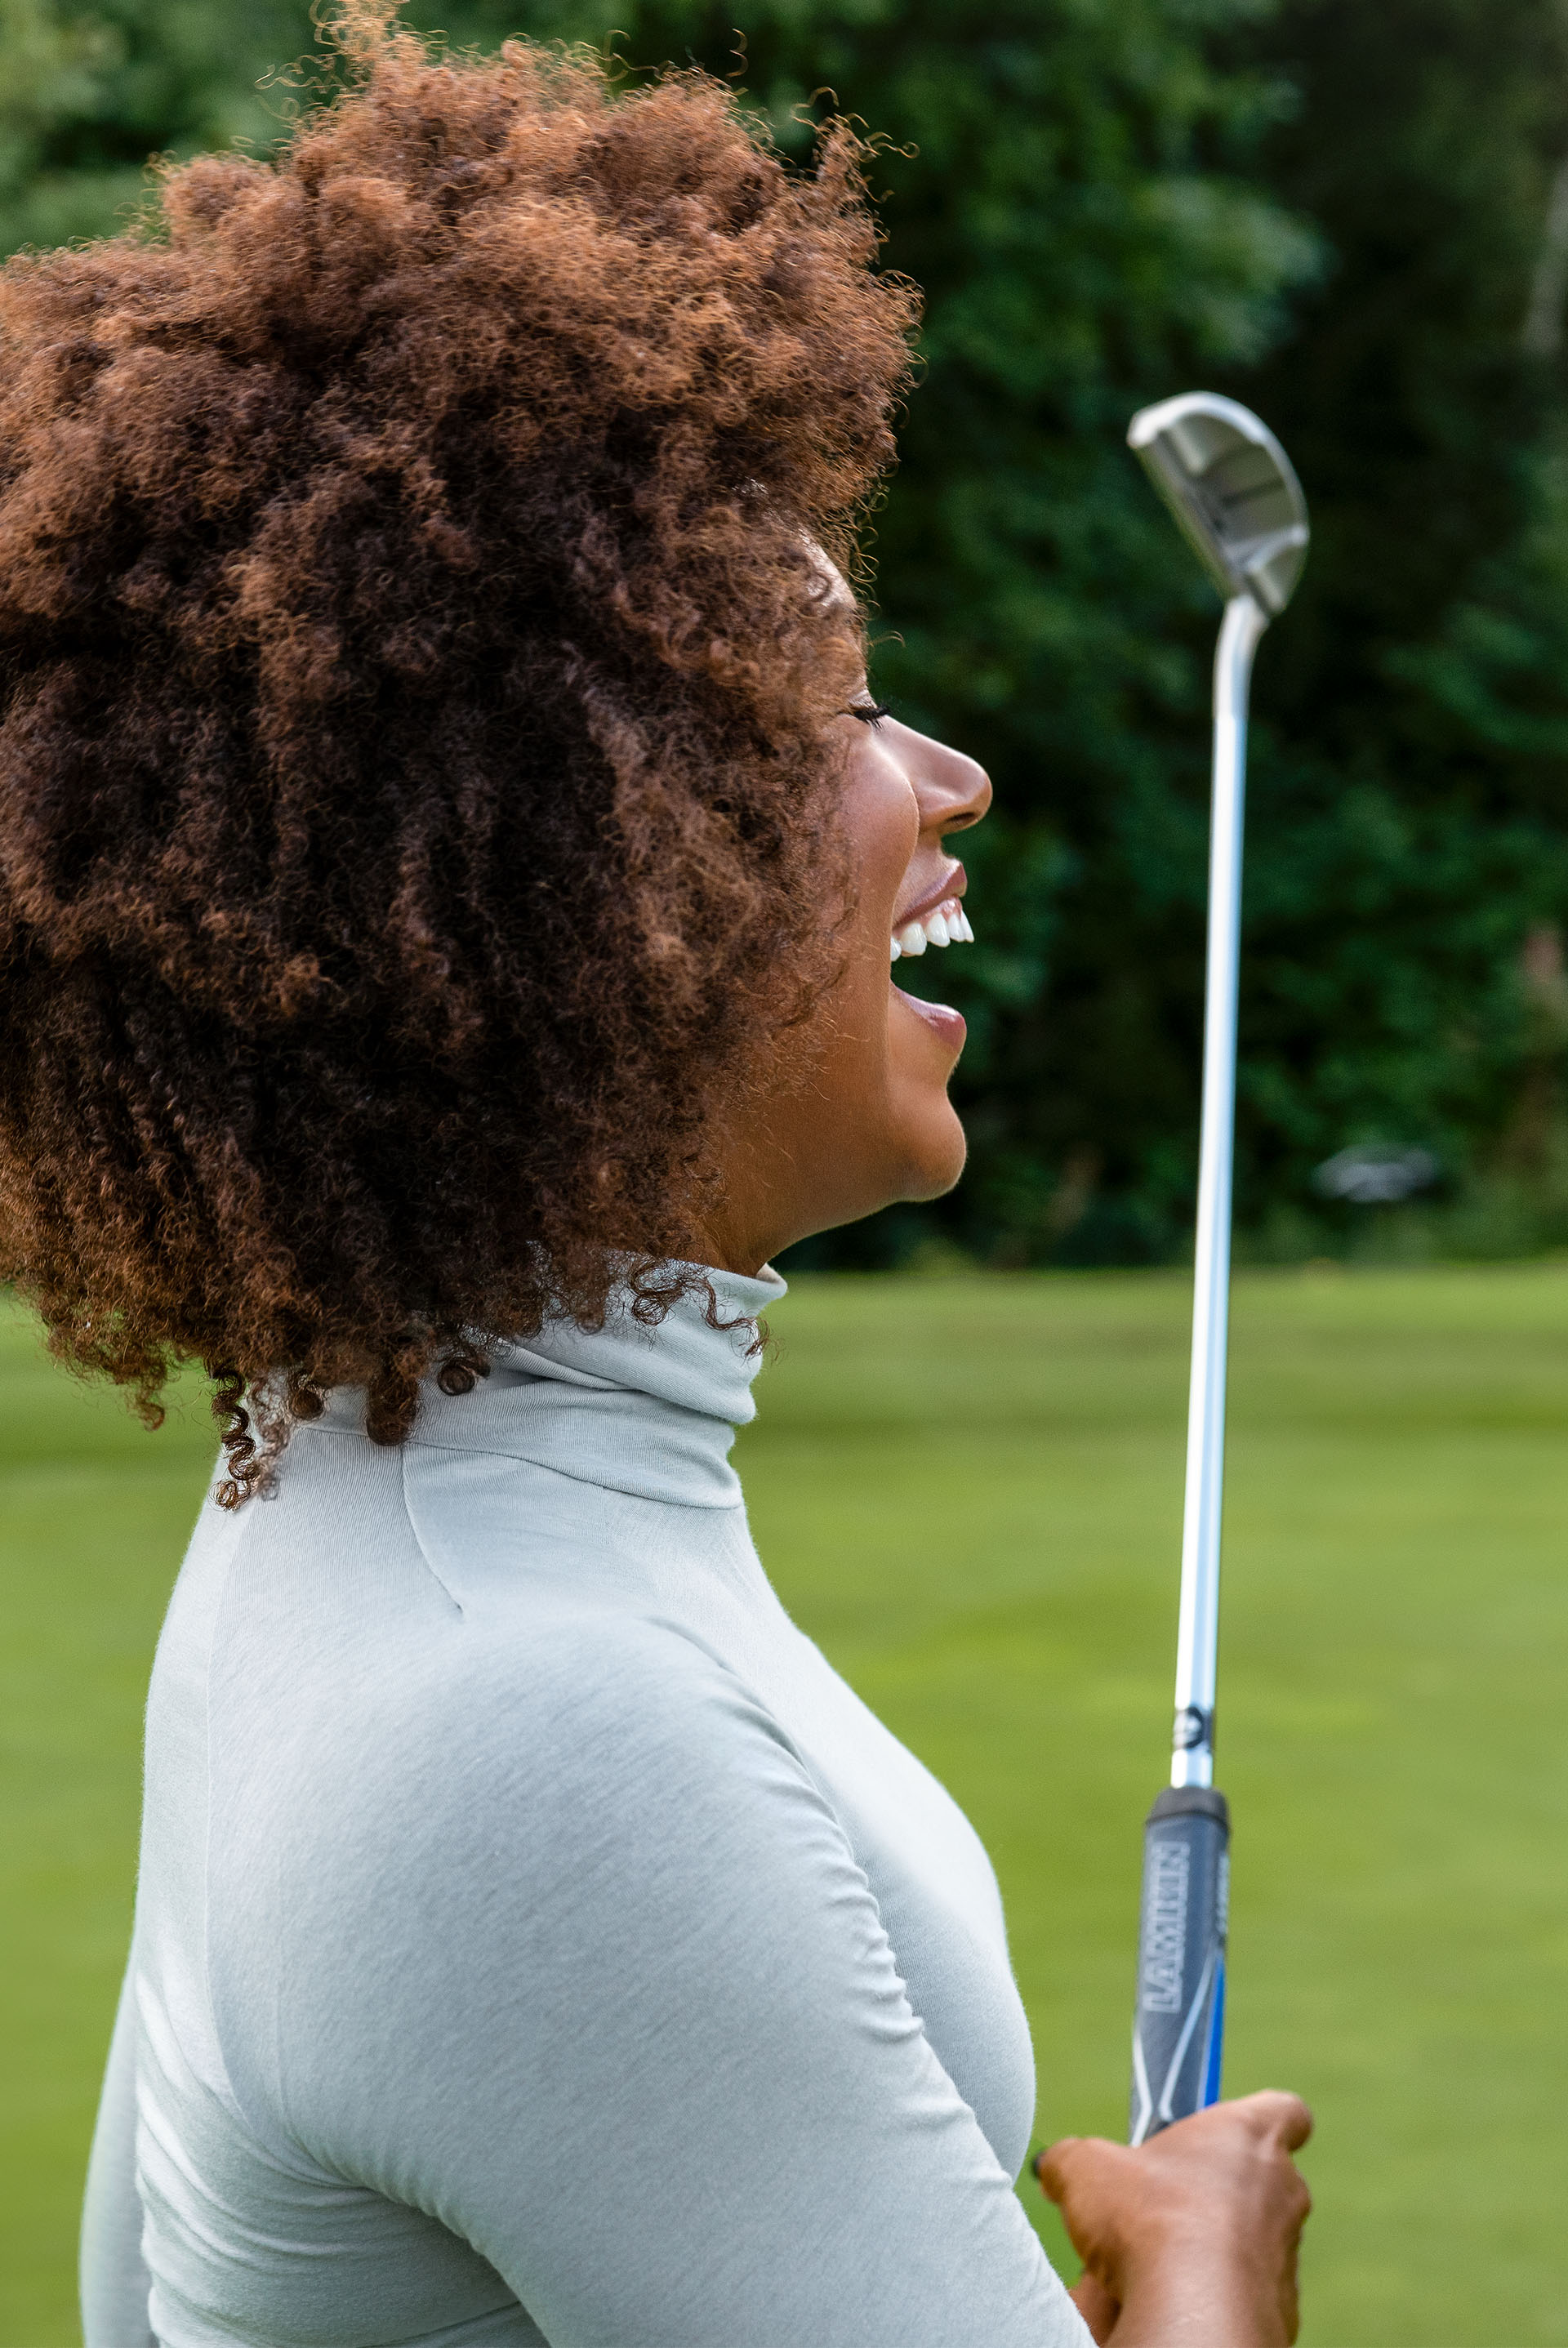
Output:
[81, 1267, 1090, 2348]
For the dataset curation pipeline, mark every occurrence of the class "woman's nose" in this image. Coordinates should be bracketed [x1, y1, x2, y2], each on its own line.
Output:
[912, 733, 992, 835]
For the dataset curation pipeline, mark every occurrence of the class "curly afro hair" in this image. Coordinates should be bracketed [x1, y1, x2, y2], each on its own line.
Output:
[0, 6, 916, 1501]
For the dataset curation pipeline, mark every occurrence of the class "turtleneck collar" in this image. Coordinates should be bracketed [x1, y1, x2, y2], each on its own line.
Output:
[314, 1263, 785, 1509]
[501, 1263, 783, 1428]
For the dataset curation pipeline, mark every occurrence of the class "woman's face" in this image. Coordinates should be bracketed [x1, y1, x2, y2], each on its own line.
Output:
[703, 679, 992, 1274]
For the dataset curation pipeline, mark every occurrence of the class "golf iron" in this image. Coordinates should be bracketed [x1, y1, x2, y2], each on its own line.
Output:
[1123, 392, 1309, 2145]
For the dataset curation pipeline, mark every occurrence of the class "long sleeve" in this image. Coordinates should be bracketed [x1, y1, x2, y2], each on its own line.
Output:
[208, 1612, 1094, 2348]
[81, 1949, 156, 2348]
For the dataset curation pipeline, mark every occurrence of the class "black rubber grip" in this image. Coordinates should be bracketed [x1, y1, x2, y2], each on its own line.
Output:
[1128, 1786, 1231, 2144]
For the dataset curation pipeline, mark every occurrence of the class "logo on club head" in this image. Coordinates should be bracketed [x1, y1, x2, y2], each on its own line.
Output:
[1172, 1705, 1211, 1753]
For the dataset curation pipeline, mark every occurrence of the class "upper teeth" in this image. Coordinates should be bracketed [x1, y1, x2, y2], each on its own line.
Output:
[891, 898, 973, 960]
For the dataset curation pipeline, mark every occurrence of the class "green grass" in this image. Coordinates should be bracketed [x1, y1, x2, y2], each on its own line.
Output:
[5, 1268, 1568, 2345]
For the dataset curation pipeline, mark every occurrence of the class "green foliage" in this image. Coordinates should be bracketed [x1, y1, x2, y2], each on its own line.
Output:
[6, 0, 1568, 1262]
[1203, 0, 1568, 1256]
[0, 0, 304, 250]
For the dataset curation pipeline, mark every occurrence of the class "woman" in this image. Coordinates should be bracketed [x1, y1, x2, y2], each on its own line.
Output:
[0, 12, 1310, 2343]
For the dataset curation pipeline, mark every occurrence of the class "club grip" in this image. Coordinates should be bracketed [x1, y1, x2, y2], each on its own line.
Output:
[1128, 1786, 1230, 2145]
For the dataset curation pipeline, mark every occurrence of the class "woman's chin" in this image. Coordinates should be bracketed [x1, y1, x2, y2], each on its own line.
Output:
[882, 988, 969, 1201]
[887, 1098, 968, 1203]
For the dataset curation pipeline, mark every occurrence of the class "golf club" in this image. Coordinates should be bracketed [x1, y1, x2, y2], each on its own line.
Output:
[1123, 392, 1308, 2145]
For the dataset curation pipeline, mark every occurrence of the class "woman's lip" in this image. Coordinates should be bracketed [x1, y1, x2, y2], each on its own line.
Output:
[893, 987, 967, 1047]
[892, 862, 967, 932]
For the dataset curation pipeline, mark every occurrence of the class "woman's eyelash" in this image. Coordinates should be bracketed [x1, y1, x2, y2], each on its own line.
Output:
[850, 702, 893, 726]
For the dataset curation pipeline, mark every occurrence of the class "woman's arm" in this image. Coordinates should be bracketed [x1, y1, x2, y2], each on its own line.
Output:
[80, 1950, 157, 2348]
[1040, 2092, 1314, 2347]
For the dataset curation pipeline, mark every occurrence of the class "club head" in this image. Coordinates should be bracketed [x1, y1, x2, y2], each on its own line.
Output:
[1127, 392, 1308, 617]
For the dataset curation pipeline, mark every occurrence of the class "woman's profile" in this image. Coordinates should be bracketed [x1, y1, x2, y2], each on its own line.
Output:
[0, 11, 1310, 2342]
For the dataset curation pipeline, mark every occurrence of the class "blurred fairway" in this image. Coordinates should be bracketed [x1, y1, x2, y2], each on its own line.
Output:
[3, 1267, 1568, 2346]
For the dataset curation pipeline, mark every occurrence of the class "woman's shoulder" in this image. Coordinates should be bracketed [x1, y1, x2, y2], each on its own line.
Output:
[201, 1520, 849, 2057]
[198, 1458, 803, 1844]
[177, 1418, 834, 1981]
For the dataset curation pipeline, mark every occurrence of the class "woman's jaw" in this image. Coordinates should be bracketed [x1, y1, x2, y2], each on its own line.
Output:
[675, 540, 989, 1273]
[688, 701, 991, 1278]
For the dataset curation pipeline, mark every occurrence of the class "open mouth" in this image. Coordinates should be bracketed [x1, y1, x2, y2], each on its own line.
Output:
[889, 897, 973, 962]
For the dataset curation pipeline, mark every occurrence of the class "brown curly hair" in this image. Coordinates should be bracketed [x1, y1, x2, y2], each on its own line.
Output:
[0, 7, 915, 1500]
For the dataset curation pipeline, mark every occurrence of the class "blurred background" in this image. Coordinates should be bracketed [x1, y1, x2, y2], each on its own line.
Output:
[7, 0, 1568, 1259]
[2, 2, 1568, 2342]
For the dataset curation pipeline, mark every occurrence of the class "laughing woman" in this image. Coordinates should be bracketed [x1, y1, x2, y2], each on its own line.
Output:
[0, 13, 1309, 2346]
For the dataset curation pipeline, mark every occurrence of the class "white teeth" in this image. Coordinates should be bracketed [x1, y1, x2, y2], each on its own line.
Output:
[889, 901, 974, 960]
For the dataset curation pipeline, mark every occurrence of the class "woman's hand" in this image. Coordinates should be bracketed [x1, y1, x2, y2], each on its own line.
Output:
[1036, 2090, 1313, 2347]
